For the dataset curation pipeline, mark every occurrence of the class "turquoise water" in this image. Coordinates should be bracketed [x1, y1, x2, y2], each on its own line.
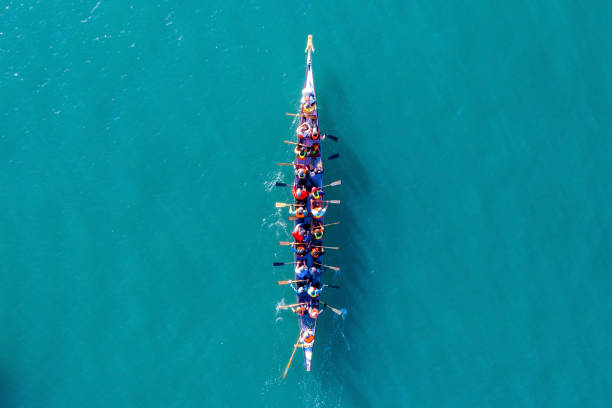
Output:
[2, 1, 612, 406]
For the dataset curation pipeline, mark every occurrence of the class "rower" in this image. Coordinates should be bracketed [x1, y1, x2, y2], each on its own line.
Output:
[310, 186, 324, 201]
[311, 126, 320, 140]
[308, 161, 323, 176]
[290, 303, 307, 316]
[295, 261, 310, 281]
[308, 143, 320, 157]
[300, 328, 315, 347]
[309, 266, 321, 280]
[289, 204, 306, 219]
[296, 122, 312, 139]
[307, 282, 322, 298]
[311, 201, 328, 219]
[312, 224, 324, 240]
[294, 144, 308, 159]
[294, 165, 308, 185]
[292, 223, 308, 242]
[292, 185, 308, 201]
[292, 242, 308, 258]
[308, 303, 326, 319]
[310, 245, 324, 259]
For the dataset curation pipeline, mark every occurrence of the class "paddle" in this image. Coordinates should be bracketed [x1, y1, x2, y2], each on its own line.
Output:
[321, 180, 341, 188]
[275, 202, 305, 208]
[277, 302, 308, 310]
[323, 134, 338, 142]
[278, 241, 339, 250]
[277, 162, 295, 166]
[315, 200, 341, 204]
[286, 112, 312, 117]
[314, 262, 340, 271]
[323, 222, 341, 227]
[323, 284, 340, 289]
[321, 302, 344, 316]
[275, 182, 289, 187]
[283, 140, 310, 147]
[327, 153, 340, 160]
[282, 334, 302, 379]
[277, 279, 307, 285]
[273, 261, 297, 266]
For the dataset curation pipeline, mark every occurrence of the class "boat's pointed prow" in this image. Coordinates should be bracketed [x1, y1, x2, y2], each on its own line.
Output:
[305, 34, 315, 54]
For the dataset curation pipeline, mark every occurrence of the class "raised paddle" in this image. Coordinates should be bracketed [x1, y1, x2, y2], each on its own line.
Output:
[277, 279, 307, 285]
[273, 261, 298, 266]
[327, 153, 340, 160]
[321, 180, 341, 188]
[282, 334, 302, 379]
[323, 134, 338, 142]
[321, 302, 344, 316]
[314, 262, 340, 271]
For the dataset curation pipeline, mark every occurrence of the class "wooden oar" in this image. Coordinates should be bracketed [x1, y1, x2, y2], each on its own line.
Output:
[277, 162, 295, 166]
[282, 334, 302, 379]
[286, 112, 315, 117]
[311, 245, 340, 250]
[273, 261, 297, 266]
[283, 140, 309, 147]
[278, 302, 308, 310]
[322, 221, 340, 227]
[321, 302, 344, 316]
[314, 262, 340, 271]
[277, 279, 307, 285]
[322, 180, 341, 188]
[276, 202, 305, 208]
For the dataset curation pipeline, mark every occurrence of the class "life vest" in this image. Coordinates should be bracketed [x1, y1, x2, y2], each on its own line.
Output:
[311, 130, 320, 140]
[298, 149, 307, 159]
[295, 245, 307, 257]
[297, 168, 306, 179]
[295, 208, 305, 218]
[292, 186, 307, 200]
[313, 227, 323, 240]
[312, 208, 325, 219]
[302, 331, 315, 345]
[296, 305, 307, 316]
[292, 225, 305, 242]
[309, 307, 319, 319]
[309, 144, 320, 155]
[311, 247, 322, 258]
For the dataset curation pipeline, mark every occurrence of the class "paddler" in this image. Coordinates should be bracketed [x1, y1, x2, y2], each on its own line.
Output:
[294, 163, 308, 185]
[308, 161, 323, 177]
[291, 223, 309, 242]
[300, 328, 315, 347]
[308, 303, 326, 319]
[310, 186, 324, 201]
[289, 303, 307, 316]
[296, 122, 312, 139]
[312, 224, 324, 240]
[288, 204, 306, 219]
[292, 242, 308, 258]
[311, 201, 328, 219]
[294, 144, 308, 159]
[292, 185, 308, 201]
[307, 281, 323, 298]
[308, 143, 321, 157]
[310, 245, 324, 259]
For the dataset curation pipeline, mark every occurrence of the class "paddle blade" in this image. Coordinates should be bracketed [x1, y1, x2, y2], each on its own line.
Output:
[327, 153, 339, 160]
[325, 285, 341, 289]
[278, 280, 292, 285]
[273, 262, 285, 266]
[279, 241, 293, 246]
[329, 180, 341, 186]
[275, 182, 288, 187]
[325, 134, 338, 142]
[328, 200, 341, 205]
[288, 216, 297, 221]
[275, 202, 288, 208]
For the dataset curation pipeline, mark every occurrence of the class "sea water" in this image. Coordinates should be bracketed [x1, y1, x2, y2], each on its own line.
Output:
[1, 1, 611, 407]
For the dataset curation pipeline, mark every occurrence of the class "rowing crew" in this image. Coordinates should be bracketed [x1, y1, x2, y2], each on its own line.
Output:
[287, 261, 328, 319]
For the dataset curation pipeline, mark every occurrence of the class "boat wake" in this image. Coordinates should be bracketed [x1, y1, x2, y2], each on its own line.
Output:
[263, 170, 284, 192]
[261, 208, 288, 239]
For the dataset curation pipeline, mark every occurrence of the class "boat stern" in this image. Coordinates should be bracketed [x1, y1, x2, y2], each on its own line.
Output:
[304, 346, 313, 371]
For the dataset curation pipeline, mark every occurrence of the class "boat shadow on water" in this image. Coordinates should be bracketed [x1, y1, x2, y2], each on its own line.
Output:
[310, 69, 393, 403]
